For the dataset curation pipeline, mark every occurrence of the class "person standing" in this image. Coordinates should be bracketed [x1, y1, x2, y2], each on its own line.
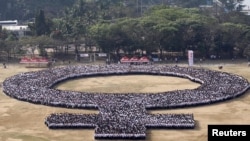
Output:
[3, 62, 6, 69]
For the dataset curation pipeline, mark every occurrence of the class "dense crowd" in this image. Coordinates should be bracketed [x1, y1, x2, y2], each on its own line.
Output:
[2, 64, 250, 139]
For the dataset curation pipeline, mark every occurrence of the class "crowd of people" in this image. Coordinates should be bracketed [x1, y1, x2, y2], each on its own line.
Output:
[2, 64, 250, 139]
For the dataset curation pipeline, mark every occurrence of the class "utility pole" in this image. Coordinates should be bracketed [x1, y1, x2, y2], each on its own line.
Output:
[140, 0, 142, 16]
[137, 0, 138, 15]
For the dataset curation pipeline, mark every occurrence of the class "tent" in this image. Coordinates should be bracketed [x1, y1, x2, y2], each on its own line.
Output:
[120, 56, 130, 63]
[139, 56, 150, 63]
[20, 57, 31, 64]
[20, 57, 49, 67]
[20, 57, 49, 64]
[120, 56, 150, 64]
[129, 56, 139, 63]
[39, 58, 49, 63]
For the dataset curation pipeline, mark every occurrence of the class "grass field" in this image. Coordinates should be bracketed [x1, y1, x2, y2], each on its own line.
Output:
[0, 61, 249, 141]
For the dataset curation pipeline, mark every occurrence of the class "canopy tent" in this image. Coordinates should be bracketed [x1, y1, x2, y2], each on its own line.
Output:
[120, 56, 131, 63]
[139, 56, 150, 63]
[20, 57, 49, 68]
[19, 57, 31, 64]
[120, 56, 150, 64]
[20, 57, 49, 64]
[129, 56, 139, 62]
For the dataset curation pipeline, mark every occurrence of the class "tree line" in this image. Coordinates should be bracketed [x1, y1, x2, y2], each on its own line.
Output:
[0, 0, 250, 61]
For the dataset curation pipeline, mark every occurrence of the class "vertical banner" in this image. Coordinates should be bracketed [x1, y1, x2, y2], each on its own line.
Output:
[188, 50, 194, 66]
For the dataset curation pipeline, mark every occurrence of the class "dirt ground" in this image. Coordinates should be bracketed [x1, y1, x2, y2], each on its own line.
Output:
[56, 75, 200, 93]
[0, 62, 249, 141]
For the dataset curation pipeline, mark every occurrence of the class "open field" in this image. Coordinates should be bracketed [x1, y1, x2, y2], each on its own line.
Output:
[0, 62, 250, 141]
[55, 75, 200, 93]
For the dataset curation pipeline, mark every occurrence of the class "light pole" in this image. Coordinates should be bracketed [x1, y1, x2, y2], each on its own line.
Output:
[140, 0, 142, 16]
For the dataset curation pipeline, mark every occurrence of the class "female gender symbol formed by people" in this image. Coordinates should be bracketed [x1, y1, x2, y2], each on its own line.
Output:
[3, 64, 250, 139]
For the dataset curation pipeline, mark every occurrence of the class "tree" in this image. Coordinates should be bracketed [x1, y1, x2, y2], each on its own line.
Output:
[19, 35, 59, 57]
[90, 23, 119, 61]
[0, 28, 8, 41]
[0, 0, 76, 21]
[145, 7, 211, 57]
[34, 9, 51, 36]
[172, 0, 208, 8]
[0, 32, 20, 61]
[214, 23, 250, 58]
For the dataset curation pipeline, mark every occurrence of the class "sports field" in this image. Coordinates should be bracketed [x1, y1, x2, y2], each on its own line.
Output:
[0, 61, 249, 141]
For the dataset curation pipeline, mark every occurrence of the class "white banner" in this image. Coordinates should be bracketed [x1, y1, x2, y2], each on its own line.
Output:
[80, 54, 89, 57]
[188, 50, 194, 66]
[98, 53, 107, 57]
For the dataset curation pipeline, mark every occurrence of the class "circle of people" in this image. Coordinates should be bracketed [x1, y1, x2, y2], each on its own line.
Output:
[2, 64, 250, 139]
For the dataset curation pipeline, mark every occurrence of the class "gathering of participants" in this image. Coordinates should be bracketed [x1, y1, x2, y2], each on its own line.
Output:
[2, 64, 250, 139]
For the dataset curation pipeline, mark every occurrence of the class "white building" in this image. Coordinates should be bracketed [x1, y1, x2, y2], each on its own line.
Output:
[241, 6, 250, 15]
[0, 20, 30, 38]
[241, 0, 250, 15]
[211, 0, 250, 15]
[0, 20, 18, 26]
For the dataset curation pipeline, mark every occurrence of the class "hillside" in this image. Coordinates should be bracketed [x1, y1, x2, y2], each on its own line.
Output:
[0, 0, 76, 22]
[0, 0, 212, 22]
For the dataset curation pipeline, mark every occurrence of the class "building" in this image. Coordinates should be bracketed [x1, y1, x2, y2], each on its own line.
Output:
[0, 20, 18, 26]
[241, 0, 250, 15]
[199, 0, 250, 16]
[0, 20, 30, 38]
[241, 6, 250, 15]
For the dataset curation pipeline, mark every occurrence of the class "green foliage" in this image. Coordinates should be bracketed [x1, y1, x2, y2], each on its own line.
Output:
[0, 29, 8, 41]
[1, 0, 250, 59]
[35, 10, 51, 36]
[0, 0, 76, 21]
[27, 10, 52, 36]
[87, 4, 250, 58]
[172, 0, 209, 8]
